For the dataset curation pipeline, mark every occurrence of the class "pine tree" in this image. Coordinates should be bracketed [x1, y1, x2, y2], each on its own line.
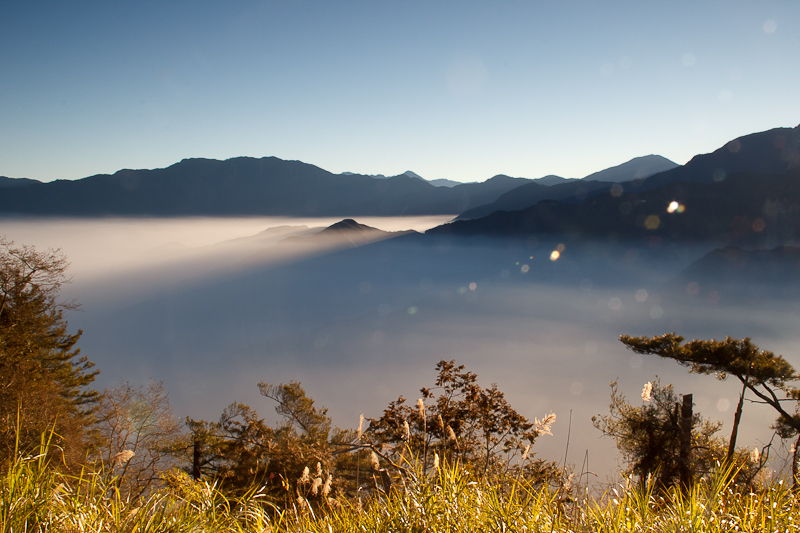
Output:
[620, 333, 799, 465]
[185, 381, 354, 501]
[0, 237, 98, 466]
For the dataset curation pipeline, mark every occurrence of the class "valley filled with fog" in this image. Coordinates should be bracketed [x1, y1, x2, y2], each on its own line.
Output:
[4, 216, 798, 480]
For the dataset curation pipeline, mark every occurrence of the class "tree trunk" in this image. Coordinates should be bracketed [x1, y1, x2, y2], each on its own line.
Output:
[679, 394, 693, 492]
[793, 434, 800, 490]
[192, 438, 202, 480]
[378, 469, 393, 493]
[726, 382, 747, 465]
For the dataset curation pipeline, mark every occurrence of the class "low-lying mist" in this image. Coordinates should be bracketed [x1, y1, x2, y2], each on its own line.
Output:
[4, 216, 798, 480]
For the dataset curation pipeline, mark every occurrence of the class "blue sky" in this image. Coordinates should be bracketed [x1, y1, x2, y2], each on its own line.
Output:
[1, 1, 798, 183]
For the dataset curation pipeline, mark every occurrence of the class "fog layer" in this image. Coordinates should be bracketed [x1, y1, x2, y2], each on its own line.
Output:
[4, 216, 797, 479]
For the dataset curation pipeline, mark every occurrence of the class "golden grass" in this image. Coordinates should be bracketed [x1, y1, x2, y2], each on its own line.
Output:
[2, 443, 799, 532]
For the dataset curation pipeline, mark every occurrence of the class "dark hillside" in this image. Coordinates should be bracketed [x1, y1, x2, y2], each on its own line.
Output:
[429, 167, 800, 247]
[456, 125, 800, 221]
[0, 157, 528, 217]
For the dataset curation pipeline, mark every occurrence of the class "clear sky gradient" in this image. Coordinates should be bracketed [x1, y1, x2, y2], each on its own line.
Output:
[2, 1, 798, 183]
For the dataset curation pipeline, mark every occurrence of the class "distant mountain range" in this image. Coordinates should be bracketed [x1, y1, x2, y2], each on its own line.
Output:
[455, 143, 789, 221]
[455, 154, 678, 220]
[454, 127, 799, 222]
[433, 124, 800, 244]
[0, 153, 655, 217]
[428, 166, 800, 246]
[431, 174, 570, 188]
[1, 124, 798, 241]
[0, 158, 530, 217]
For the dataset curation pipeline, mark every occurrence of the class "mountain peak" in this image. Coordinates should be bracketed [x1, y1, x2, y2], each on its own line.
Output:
[534, 175, 569, 186]
[292, 218, 417, 248]
[581, 155, 678, 183]
[321, 219, 374, 233]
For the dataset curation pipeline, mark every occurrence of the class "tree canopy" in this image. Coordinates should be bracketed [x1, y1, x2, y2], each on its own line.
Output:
[592, 379, 729, 489]
[367, 359, 558, 480]
[185, 381, 355, 501]
[620, 333, 800, 483]
[620, 334, 796, 389]
[0, 237, 98, 466]
[620, 334, 799, 431]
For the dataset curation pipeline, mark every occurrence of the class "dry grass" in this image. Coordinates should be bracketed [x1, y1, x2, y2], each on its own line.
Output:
[3, 439, 799, 532]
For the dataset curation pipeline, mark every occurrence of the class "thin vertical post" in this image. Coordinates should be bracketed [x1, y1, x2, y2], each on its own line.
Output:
[192, 438, 202, 481]
[679, 394, 693, 491]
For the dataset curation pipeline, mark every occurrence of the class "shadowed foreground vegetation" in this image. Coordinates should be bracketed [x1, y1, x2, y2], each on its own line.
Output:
[3, 440, 799, 533]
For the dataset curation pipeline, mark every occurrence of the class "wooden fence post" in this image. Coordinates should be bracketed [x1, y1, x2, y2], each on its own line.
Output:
[192, 438, 202, 481]
[679, 394, 693, 491]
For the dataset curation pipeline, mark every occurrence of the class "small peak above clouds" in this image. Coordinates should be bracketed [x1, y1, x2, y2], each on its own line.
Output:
[319, 218, 416, 237]
[321, 218, 377, 233]
[283, 218, 417, 249]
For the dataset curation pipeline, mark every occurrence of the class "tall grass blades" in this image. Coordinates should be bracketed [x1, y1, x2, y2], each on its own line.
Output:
[586, 463, 800, 532]
[0, 426, 59, 532]
[1, 448, 277, 532]
[2, 437, 799, 532]
[285, 457, 569, 533]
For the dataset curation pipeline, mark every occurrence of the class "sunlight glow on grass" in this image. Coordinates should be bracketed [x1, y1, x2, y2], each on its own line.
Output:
[4, 448, 799, 533]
